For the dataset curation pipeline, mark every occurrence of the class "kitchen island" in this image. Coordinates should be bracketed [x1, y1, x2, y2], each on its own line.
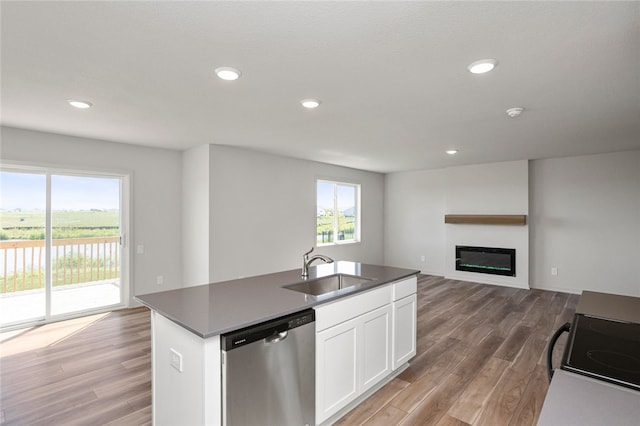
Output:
[136, 261, 419, 426]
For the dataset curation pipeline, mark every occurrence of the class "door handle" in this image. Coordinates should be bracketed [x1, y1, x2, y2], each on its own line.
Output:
[265, 331, 288, 344]
[546, 322, 571, 381]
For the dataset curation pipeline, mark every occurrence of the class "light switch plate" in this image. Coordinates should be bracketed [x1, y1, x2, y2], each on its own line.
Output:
[170, 348, 183, 372]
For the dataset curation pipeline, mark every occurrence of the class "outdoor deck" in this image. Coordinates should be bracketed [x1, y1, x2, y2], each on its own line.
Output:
[0, 280, 121, 327]
[1, 236, 121, 328]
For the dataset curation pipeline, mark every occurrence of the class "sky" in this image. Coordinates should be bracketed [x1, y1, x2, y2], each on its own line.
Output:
[0, 172, 120, 211]
[317, 180, 355, 212]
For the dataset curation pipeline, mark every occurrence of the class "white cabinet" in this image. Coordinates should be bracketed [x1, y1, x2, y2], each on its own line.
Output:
[315, 286, 392, 424]
[316, 317, 359, 421]
[315, 276, 417, 425]
[392, 276, 417, 370]
[392, 293, 417, 370]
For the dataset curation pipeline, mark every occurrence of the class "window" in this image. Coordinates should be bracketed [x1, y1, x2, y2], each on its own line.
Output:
[317, 180, 360, 246]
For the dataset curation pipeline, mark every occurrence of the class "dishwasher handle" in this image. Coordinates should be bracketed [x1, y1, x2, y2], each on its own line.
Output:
[265, 330, 288, 344]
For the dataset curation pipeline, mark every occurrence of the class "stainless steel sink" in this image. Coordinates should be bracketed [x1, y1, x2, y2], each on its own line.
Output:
[284, 274, 374, 296]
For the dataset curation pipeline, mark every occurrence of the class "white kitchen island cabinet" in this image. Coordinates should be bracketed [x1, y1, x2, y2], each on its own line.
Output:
[315, 315, 359, 421]
[315, 303, 393, 424]
[136, 262, 419, 426]
[314, 277, 417, 425]
[392, 276, 418, 370]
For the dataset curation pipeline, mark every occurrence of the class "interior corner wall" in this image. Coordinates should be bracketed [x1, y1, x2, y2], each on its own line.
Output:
[529, 151, 640, 297]
[384, 169, 446, 276]
[182, 144, 211, 287]
[206, 145, 384, 283]
[0, 126, 183, 302]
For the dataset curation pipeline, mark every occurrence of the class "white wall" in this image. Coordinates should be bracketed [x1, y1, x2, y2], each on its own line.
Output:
[384, 160, 529, 288]
[444, 161, 529, 289]
[0, 126, 183, 302]
[530, 151, 640, 296]
[196, 145, 385, 283]
[7, 127, 635, 298]
[385, 152, 640, 296]
[2, 129, 383, 299]
[182, 144, 211, 287]
[384, 168, 446, 275]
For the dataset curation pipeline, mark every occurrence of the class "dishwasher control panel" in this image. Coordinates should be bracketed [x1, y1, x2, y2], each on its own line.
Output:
[289, 311, 314, 328]
[221, 309, 315, 351]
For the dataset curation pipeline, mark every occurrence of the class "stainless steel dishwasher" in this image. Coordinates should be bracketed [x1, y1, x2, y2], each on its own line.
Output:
[221, 309, 315, 426]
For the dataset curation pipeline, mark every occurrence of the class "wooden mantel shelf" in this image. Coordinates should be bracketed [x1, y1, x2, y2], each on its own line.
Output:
[444, 214, 527, 226]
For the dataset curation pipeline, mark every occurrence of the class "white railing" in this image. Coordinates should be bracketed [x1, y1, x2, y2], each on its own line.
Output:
[0, 237, 119, 293]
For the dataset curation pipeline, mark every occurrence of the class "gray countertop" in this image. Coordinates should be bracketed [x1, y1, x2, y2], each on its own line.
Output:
[576, 290, 640, 323]
[135, 261, 419, 338]
[538, 370, 640, 426]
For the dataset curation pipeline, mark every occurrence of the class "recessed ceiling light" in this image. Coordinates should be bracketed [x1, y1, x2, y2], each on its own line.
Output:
[506, 107, 524, 118]
[446, 149, 458, 155]
[467, 59, 498, 74]
[301, 99, 321, 109]
[214, 67, 241, 81]
[67, 99, 92, 109]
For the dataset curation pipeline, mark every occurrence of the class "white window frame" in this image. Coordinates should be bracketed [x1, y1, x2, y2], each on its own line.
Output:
[316, 179, 361, 246]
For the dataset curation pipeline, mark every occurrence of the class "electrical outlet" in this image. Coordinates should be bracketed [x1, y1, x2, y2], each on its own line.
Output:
[156, 275, 164, 285]
[170, 348, 183, 372]
[420, 255, 426, 262]
[551, 267, 558, 276]
[137, 244, 144, 254]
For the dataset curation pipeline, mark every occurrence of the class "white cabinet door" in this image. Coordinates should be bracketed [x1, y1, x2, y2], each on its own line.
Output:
[392, 293, 417, 370]
[316, 304, 393, 423]
[316, 318, 359, 424]
[360, 304, 392, 392]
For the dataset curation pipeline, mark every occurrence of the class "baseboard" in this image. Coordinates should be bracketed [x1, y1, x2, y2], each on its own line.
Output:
[530, 284, 582, 295]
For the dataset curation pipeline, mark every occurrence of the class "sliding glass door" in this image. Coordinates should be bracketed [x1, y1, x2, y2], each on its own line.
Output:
[1, 168, 126, 328]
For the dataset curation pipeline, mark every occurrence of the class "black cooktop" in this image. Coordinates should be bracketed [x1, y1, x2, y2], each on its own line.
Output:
[562, 314, 640, 391]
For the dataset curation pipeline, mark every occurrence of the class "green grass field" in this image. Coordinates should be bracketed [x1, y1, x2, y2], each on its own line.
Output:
[0, 210, 119, 240]
[317, 214, 355, 243]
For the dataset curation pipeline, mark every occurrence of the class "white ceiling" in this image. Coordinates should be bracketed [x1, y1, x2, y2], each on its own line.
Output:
[1, 1, 639, 173]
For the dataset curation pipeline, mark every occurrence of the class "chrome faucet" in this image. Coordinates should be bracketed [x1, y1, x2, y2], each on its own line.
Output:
[301, 247, 334, 278]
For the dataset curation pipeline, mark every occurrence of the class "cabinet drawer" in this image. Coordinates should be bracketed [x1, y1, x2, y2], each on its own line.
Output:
[392, 276, 417, 301]
[315, 285, 392, 332]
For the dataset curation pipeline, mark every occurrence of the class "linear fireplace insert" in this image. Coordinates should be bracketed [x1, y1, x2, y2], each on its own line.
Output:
[456, 245, 516, 277]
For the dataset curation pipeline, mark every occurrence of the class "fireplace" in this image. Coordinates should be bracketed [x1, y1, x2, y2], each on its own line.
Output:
[456, 246, 516, 277]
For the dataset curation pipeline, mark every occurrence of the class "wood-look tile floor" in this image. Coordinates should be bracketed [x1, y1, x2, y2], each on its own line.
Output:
[0, 308, 152, 425]
[0, 275, 579, 425]
[335, 275, 579, 426]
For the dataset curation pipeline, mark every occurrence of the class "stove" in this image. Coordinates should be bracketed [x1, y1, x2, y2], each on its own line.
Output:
[561, 314, 640, 392]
